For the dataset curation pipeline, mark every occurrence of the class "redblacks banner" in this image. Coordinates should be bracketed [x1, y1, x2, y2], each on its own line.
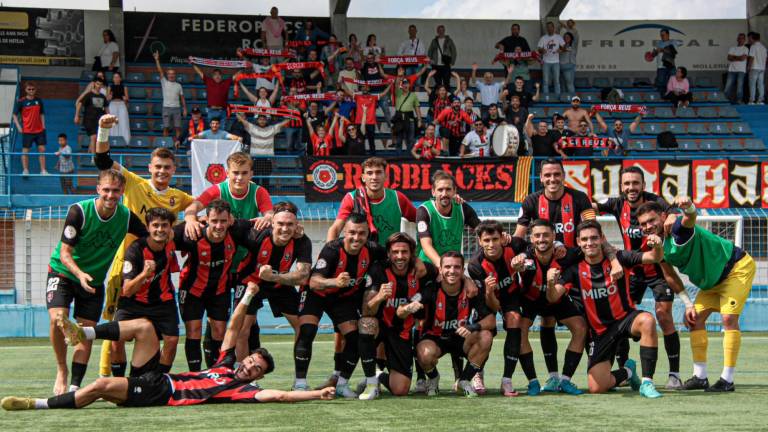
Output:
[563, 159, 768, 208]
[304, 156, 532, 202]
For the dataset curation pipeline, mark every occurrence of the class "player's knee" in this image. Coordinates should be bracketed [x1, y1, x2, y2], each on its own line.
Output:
[721, 314, 740, 329]
[163, 336, 179, 349]
[655, 309, 674, 331]
[540, 316, 556, 327]
[505, 312, 521, 328]
[588, 381, 603, 394]
[390, 381, 410, 396]
[295, 324, 318, 354]
[91, 377, 111, 393]
[571, 318, 587, 338]
[479, 330, 493, 349]
[358, 317, 379, 336]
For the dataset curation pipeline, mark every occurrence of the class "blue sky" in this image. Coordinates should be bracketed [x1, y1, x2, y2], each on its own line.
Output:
[3, 0, 747, 19]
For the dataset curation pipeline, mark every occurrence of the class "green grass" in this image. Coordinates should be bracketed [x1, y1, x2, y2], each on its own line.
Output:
[1, 333, 766, 431]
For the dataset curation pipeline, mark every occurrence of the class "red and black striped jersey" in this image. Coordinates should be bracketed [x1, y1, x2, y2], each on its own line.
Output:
[121, 237, 179, 305]
[174, 220, 252, 297]
[167, 349, 262, 405]
[420, 281, 491, 338]
[435, 107, 473, 138]
[237, 228, 312, 292]
[467, 237, 529, 302]
[518, 245, 581, 304]
[368, 262, 438, 340]
[559, 250, 643, 335]
[310, 239, 386, 298]
[517, 187, 594, 247]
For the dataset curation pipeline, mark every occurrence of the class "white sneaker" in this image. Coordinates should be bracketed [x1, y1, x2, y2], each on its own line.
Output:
[335, 383, 358, 399]
[426, 375, 440, 396]
[22, 169, 29, 176]
[472, 371, 487, 395]
[666, 374, 683, 390]
[414, 378, 427, 394]
[458, 380, 478, 398]
[358, 383, 380, 400]
[40, 170, 49, 175]
[355, 377, 368, 395]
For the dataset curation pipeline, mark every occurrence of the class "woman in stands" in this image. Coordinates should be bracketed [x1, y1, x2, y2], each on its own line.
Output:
[362, 33, 385, 57]
[107, 72, 131, 143]
[560, 32, 578, 94]
[665, 66, 693, 108]
[97, 29, 120, 73]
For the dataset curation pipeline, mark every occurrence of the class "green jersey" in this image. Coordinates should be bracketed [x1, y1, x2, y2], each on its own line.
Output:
[664, 221, 735, 290]
[416, 200, 465, 264]
[351, 188, 403, 246]
[218, 181, 263, 272]
[50, 199, 140, 288]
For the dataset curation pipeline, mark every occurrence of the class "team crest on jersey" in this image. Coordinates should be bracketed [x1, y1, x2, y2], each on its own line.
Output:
[169, 197, 176, 207]
[338, 260, 344, 268]
[437, 302, 443, 310]
[563, 204, 571, 213]
[283, 253, 292, 261]
[202, 251, 208, 257]
[262, 251, 268, 257]
[409, 278, 417, 288]
[540, 207, 547, 214]
[460, 298, 467, 309]
[226, 244, 233, 250]
[361, 259, 367, 269]
[308, 160, 342, 194]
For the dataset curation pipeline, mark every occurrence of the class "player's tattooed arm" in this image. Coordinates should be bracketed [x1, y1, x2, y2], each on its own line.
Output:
[309, 272, 350, 291]
[264, 262, 311, 286]
[601, 239, 624, 280]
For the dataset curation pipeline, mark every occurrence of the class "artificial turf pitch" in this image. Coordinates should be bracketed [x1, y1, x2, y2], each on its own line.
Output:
[0, 333, 766, 431]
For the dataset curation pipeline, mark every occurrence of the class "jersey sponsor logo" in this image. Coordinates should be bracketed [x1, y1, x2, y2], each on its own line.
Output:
[133, 386, 142, 394]
[122, 261, 133, 275]
[554, 221, 575, 234]
[386, 297, 410, 308]
[563, 204, 571, 213]
[582, 282, 618, 299]
[623, 226, 643, 239]
[169, 197, 176, 207]
[206, 372, 227, 385]
[434, 318, 467, 330]
[64, 225, 76, 239]
[373, 213, 395, 233]
[497, 275, 516, 291]
[200, 258, 227, 268]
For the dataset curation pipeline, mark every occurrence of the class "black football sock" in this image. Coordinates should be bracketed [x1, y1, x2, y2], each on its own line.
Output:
[519, 351, 537, 381]
[294, 324, 317, 379]
[562, 349, 583, 379]
[46, 391, 77, 409]
[426, 367, 439, 379]
[207, 339, 223, 368]
[611, 368, 629, 386]
[158, 363, 172, 374]
[616, 337, 630, 369]
[202, 329, 214, 369]
[664, 332, 681, 374]
[450, 351, 464, 381]
[503, 327, 521, 379]
[359, 333, 377, 378]
[459, 362, 482, 382]
[70, 362, 87, 387]
[185, 338, 202, 371]
[639, 345, 658, 379]
[93, 321, 121, 341]
[540, 326, 559, 374]
[376, 357, 387, 371]
[334, 352, 344, 374]
[379, 372, 392, 392]
[248, 321, 261, 352]
[415, 360, 426, 380]
[110, 362, 127, 378]
[339, 331, 360, 380]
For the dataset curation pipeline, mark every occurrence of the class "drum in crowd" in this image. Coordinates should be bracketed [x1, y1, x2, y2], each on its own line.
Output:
[491, 123, 520, 157]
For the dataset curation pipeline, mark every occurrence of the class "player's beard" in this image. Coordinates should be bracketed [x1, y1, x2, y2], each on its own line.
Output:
[624, 188, 641, 204]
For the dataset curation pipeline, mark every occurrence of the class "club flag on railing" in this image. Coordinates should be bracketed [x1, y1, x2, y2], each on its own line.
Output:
[191, 139, 242, 196]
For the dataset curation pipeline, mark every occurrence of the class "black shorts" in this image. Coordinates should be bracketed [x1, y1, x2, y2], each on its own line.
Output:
[629, 275, 674, 304]
[379, 328, 414, 377]
[120, 371, 172, 407]
[420, 333, 466, 359]
[521, 296, 581, 323]
[497, 289, 522, 315]
[178, 289, 231, 322]
[116, 299, 180, 337]
[22, 132, 46, 149]
[587, 310, 646, 370]
[298, 288, 360, 325]
[45, 272, 104, 322]
[234, 283, 299, 318]
[83, 119, 99, 136]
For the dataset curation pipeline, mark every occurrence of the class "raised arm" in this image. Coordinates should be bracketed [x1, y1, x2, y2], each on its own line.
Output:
[641, 234, 664, 264]
[629, 114, 643, 134]
[93, 114, 122, 170]
[239, 82, 259, 103]
[524, 113, 535, 137]
[674, 195, 697, 228]
[268, 85, 280, 105]
[470, 63, 478, 85]
[546, 268, 566, 304]
[221, 283, 259, 351]
[594, 111, 608, 133]
[531, 82, 541, 102]
[190, 60, 205, 79]
[153, 51, 164, 76]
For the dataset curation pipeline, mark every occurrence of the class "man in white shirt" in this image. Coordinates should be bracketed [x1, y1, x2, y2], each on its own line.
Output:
[235, 113, 289, 156]
[537, 22, 565, 98]
[470, 63, 513, 117]
[461, 119, 492, 158]
[725, 33, 749, 104]
[153, 51, 187, 144]
[398, 24, 427, 76]
[748, 32, 767, 104]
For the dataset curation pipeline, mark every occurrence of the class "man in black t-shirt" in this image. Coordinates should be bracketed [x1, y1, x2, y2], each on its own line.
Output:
[505, 76, 540, 108]
[417, 251, 495, 398]
[524, 114, 565, 157]
[549, 220, 664, 398]
[233, 202, 312, 361]
[75, 78, 108, 153]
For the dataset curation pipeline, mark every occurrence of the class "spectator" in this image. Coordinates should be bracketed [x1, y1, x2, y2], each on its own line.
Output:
[190, 61, 237, 123]
[362, 33, 385, 57]
[525, 114, 564, 157]
[428, 25, 457, 89]
[347, 83, 391, 154]
[304, 50, 326, 92]
[505, 76, 540, 108]
[724, 33, 749, 104]
[302, 100, 336, 150]
[495, 23, 531, 73]
[13, 82, 48, 176]
[338, 57, 360, 94]
[471, 63, 513, 116]
[425, 77, 452, 123]
[392, 78, 422, 155]
[435, 98, 473, 156]
[154, 52, 187, 144]
[559, 31, 578, 94]
[505, 95, 528, 139]
[106, 71, 131, 143]
[653, 29, 682, 96]
[261, 7, 287, 51]
[562, 96, 592, 131]
[293, 20, 329, 60]
[559, 19, 579, 39]
[748, 32, 767, 105]
[549, 113, 574, 141]
[398, 24, 427, 75]
[559, 118, 595, 158]
[594, 111, 643, 155]
[185, 107, 206, 146]
[55, 133, 75, 194]
[252, 56, 277, 91]
[74, 77, 108, 153]
[235, 112, 290, 157]
[460, 119, 492, 158]
[454, 76, 474, 102]
[97, 29, 119, 73]
[280, 87, 306, 152]
[462, 97, 480, 127]
[76, 71, 107, 103]
[507, 46, 536, 86]
[321, 34, 345, 78]
[287, 68, 308, 94]
[191, 118, 241, 141]
[305, 111, 338, 156]
[238, 84, 279, 115]
[482, 103, 505, 131]
[342, 34, 361, 68]
[664, 66, 693, 108]
[337, 117, 367, 156]
[359, 54, 392, 145]
[412, 124, 441, 160]
[537, 21, 565, 98]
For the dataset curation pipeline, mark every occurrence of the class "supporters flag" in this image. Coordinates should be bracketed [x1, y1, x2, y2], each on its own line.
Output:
[190, 139, 242, 196]
[304, 156, 530, 202]
[378, 55, 431, 65]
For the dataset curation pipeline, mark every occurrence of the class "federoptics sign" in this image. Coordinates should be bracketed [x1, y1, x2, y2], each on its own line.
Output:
[564, 159, 768, 209]
[0, 8, 84, 66]
[304, 156, 534, 202]
[124, 12, 330, 63]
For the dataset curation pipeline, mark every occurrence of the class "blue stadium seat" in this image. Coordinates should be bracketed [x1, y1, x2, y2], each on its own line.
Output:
[529, 107, 546, 118]
[679, 140, 699, 151]
[592, 77, 610, 88]
[129, 136, 151, 148]
[540, 94, 557, 103]
[698, 139, 723, 151]
[643, 92, 660, 103]
[80, 70, 95, 81]
[705, 90, 728, 102]
[687, 123, 707, 134]
[708, 122, 730, 134]
[198, 88, 208, 100]
[675, 106, 696, 118]
[724, 140, 745, 151]
[718, 106, 739, 118]
[694, 76, 714, 87]
[193, 73, 204, 84]
[148, 87, 162, 99]
[150, 72, 162, 82]
[109, 136, 127, 148]
[612, 77, 632, 87]
[183, 88, 195, 99]
[731, 122, 752, 135]
[580, 92, 599, 103]
[624, 93, 641, 103]
[629, 139, 656, 151]
[666, 122, 685, 135]
[175, 73, 187, 83]
[744, 138, 766, 151]
[642, 123, 665, 135]
[653, 107, 674, 119]
[104, 71, 114, 82]
[128, 87, 147, 99]
[574, 77, 590, 88]
[560, 93, 575, 103]
[127, 72, 145, 83]
[129, 102, 149, 115]
[152, 120, 165, 132]
[130, 119, 148, 131]
[154, 136, 175, 148]
[696, 107, 718, 118]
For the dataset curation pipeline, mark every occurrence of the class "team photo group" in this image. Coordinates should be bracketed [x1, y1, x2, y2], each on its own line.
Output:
[1, 106, 755, 411]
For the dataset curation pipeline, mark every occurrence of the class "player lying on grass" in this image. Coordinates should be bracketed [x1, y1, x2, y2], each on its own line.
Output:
[1, 284, 334, 411]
